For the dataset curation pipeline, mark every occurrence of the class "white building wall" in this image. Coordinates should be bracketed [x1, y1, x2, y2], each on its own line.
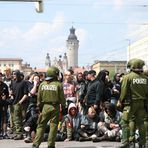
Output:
[0, 58, 22, 73]
[127, 37, 148, 66]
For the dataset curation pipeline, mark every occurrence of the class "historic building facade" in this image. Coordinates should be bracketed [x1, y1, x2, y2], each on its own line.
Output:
[0, 58, 33, 75]
[92, 60, 127, 77]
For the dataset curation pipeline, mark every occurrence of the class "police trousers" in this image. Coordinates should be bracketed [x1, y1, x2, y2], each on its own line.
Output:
[33, 104, 60, 147]
[120, 100, 146, 145]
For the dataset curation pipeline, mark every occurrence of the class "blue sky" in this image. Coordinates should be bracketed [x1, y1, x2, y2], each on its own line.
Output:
[0, 0, 147, 68]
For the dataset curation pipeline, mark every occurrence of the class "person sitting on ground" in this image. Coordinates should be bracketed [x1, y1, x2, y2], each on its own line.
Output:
[93, 103, 122, 142]
[78, 106, 100, 141]
[24, 107, 39, 143]
[57, 103, 81, 142]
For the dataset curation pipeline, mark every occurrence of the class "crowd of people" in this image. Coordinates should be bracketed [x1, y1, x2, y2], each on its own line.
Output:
[0, 58, 147, 148]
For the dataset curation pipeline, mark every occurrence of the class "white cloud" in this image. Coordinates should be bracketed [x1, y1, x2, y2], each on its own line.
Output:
[113, 0, 124, 10]
[114, 0, 123, 5]
[76, 28, 87, 46]
[92, 1, 101, 10]
[0, 27, 22, 48]
[23, 22, 50, 42]
[22, 11, 65, 42]
[0, 12, 66, 68]
[50, 12, 65, 32]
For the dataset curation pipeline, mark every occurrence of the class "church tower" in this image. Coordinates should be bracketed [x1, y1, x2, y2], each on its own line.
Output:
[66, 26, 79, 68]
[45, 53, 51, 69]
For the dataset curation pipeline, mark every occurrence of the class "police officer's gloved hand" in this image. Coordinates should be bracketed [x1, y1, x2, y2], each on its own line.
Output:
[116, 100, 123, 111]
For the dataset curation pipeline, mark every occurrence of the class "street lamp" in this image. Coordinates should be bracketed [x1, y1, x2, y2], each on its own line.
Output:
[35, 0, 43, 13]
[0, 0, 43, 13]
[126, 39, 131, 61]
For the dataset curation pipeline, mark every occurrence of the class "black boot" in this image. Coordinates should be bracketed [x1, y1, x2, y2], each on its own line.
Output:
[139, 144, 146, 148]
[93, 134, 108, 142]
[129, 142, 135, 148]
[47, 146, 55, 148]
[13, 134, 23, 140]
[3, 134, 10, 139]
[92, 137, 101, 142]
[32, 144, 39, 148]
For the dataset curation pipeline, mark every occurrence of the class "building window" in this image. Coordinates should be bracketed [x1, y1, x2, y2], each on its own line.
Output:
[8, 64, 14, 67]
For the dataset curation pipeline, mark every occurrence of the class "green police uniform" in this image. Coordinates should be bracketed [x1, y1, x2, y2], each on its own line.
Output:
[119, 59, 148, 148]
[143, 72, 148, 143]
[33, 67, 66, 148]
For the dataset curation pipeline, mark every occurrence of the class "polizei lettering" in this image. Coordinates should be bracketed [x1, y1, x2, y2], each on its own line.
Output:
[41, 85, 57, 91]
[133, 78, 147, 84]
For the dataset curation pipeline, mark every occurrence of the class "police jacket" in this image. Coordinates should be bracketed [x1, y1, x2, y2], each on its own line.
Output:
[37, 80, 66, 107]
[120, 71, 148, 102]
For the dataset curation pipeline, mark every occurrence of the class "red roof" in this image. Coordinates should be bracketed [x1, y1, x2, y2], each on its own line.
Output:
[33, 68, 46, 73]
[73, 67, 86, 74]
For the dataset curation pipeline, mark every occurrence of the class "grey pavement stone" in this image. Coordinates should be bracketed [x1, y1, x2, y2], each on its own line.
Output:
[0, 140, 122, 148]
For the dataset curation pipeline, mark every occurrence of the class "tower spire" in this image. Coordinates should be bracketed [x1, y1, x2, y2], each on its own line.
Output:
[66, 26, 79, 68]
[45, 53, 51, 69]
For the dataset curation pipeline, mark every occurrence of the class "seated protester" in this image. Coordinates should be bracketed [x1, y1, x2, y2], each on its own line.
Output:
[57, 103, 81, 142]
[93, 103, 122, 142]
[78, 106, 100, 141]
[24, 107, 39, 143]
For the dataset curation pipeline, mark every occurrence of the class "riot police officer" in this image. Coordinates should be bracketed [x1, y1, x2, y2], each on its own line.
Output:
[32, 67, 66, 148]
[117, 58, 148, 148]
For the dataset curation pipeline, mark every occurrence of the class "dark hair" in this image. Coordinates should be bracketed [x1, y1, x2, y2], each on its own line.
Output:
[0, 72, 3, 76]
[13, 70, 22, 81]
[83, 70, 88, 75]
[102, 69, 109, 75]
[67, 68, 74, 75]
[88, 70, 96, 76]
[96, 70, 106, 82]
[105, 103, 116, 116]
[113, 73, 120, 82]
